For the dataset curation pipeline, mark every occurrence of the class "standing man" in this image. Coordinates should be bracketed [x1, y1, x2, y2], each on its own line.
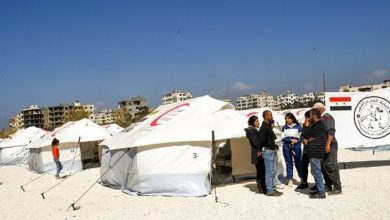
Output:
[305, 109, 327, 199]
[259, 110, 283, 196]
[313, 102, 342, 195]
[52, 138, 63, 179]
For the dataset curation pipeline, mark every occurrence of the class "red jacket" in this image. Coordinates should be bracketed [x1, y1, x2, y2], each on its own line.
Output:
[52, 146, 60, 160]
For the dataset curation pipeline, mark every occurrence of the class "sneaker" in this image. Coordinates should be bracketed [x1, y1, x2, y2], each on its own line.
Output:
[325, 185, 332, 192]
[275, 190, 283, 195]
[55, 175, 60, 179]
[310, 185, 318, 191]
[276, 184, 284, 189]
[309, 190, 318, 195]
[285, 179, 293, 186]
[328, 189, 342, 195]
[295, 183, 309, 191]
[309, 193, 326, 199]
[266, 191, 282, 197]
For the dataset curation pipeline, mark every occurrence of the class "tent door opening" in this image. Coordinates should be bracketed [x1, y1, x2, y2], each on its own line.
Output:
[80, 142, 101, 169]
[212, 140, 233, 184]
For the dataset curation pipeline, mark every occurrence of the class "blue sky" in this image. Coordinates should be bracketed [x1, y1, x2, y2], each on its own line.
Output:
[1, 0, 390, 129]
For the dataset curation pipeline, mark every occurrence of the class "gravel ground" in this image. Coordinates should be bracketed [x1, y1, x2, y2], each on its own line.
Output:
[1, 150, 390, 220]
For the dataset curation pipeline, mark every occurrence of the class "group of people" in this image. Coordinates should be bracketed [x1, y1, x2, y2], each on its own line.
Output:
[245, 103, 342, 198]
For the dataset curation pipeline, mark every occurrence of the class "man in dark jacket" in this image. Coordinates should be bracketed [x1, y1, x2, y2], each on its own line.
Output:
[259, 110, 282, 196]
[305, 108, 327, 199]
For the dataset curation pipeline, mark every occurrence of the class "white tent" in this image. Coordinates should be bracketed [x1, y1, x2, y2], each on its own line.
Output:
[103, 124, 124, 133]
[0, 127, 46, 165]
[325, 88, 390, 149]
[26, 119, 114, 173]
[100, 95, 253, 197]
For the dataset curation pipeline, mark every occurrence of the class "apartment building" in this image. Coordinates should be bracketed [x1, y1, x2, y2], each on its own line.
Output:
[162, 91, 193, 105]
[339, 80, 390, 92]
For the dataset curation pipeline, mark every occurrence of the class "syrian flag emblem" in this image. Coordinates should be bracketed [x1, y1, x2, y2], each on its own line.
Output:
[329, 97, 352, 111]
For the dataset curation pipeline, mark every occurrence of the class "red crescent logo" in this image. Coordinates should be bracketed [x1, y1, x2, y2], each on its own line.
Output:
[150, 103, 190, 127]
[246, 112, 259, 117]
[296, 109, 306, 116]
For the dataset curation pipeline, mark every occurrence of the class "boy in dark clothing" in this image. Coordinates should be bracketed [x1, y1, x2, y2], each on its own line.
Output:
[295, 110, 311, 191]
[304, 109, 327, 199]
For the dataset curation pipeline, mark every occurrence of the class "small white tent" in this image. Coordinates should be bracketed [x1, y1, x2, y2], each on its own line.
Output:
[27, 119, 114, 173]
[0, 127, 46, 165]
[100, 96, 252, 196]
[325, 88, 390, 149]
[103, 124, 124, 133]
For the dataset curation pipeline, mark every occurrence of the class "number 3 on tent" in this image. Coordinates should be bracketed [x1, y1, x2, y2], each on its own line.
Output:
[193, 153, 197, 159]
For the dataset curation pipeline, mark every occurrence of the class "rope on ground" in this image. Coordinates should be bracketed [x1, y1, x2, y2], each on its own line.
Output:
[20, 146, 96, 192]
[68, 148, 130, 211]
[40, 147, 111, 199]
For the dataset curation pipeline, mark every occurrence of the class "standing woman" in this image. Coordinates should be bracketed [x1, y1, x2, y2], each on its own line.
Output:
[244, 115, 267, 194]
[281, 113, 303, 186]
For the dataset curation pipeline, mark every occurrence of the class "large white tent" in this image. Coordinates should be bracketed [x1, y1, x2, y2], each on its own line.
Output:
[325, 88, 390, 149]
[99, 95, 253, 197]
[26, 119, 114, 173]
[0, 127, 46, 165]
[103, 124, 124, 133]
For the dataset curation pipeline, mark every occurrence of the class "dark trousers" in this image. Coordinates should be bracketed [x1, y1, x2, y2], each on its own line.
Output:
[301, 152, 310, 183]
[321, 149, 342, 190]
[282, 144, 303, 180]
[255, 156, 267, 192]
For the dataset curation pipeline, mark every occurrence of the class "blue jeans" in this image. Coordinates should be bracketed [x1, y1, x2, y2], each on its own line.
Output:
[54, 159, 63, 176]
[283, 143, 303, 180]
[310, 158, 325, 194]
[262, 148, 278, 193]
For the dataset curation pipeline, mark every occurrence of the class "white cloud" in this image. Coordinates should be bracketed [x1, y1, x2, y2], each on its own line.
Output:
[232, 81, 253, 93]
[367, 69, 388, 79]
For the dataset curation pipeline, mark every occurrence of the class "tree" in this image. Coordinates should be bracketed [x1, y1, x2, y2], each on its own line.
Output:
[64, 109, 90, 123]
[0, 127, 17, 138]
[112, 109, 133, 128]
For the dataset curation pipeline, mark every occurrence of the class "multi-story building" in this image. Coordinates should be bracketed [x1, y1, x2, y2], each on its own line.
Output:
[236, 95, 255, 110]
[339, 80, 390, 92]
[118, 96, 149, 118]
[9, 112, 24, 130]
[277, 91, 298, 108]
[256, 92, 280, 110]
[93, 110, 114, 125]
[162, 91, 193, 105]
[47, 101, 95, 128]
[236, 92, 280, 110]
[22, 105, 45, 128]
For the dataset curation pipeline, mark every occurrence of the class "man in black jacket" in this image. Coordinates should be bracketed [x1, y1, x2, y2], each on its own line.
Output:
[259, 110, 283, 196]
[305, 108, 327, 199]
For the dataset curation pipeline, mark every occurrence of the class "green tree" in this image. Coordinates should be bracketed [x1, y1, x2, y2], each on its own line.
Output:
[64, 109, 90, 123]
[112, 109, 133, 128]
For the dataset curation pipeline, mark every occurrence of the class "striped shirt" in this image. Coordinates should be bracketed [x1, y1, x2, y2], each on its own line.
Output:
[305, 120, 327, 159]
